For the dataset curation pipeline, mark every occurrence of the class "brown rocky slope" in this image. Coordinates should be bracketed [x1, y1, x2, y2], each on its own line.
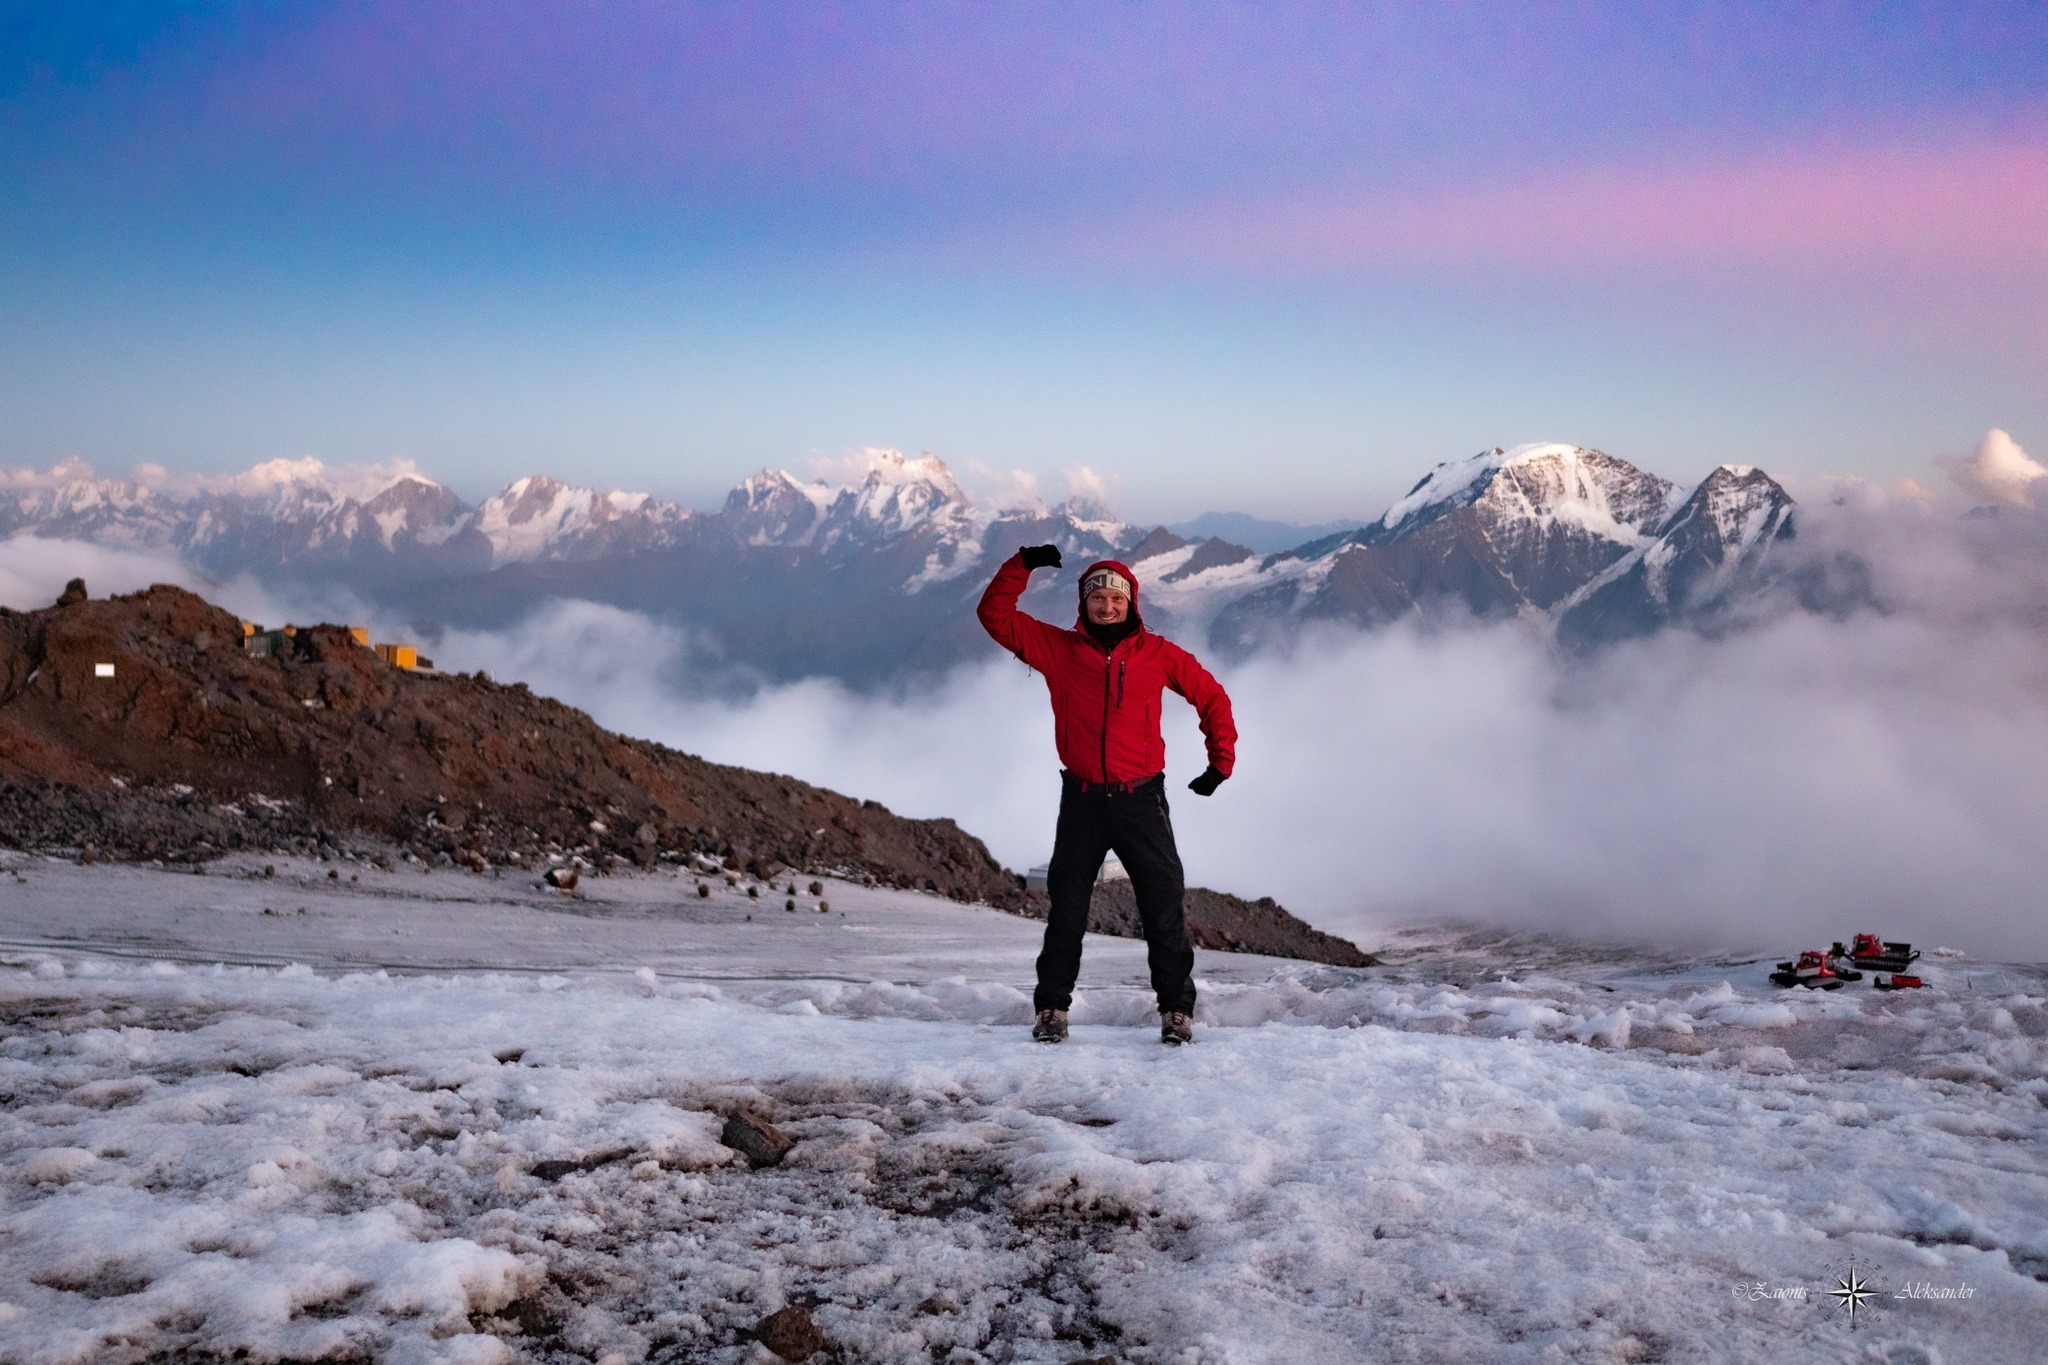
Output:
[0, 582, 1374, 966]
[0, 583, 1016, 900]
[1022, 880, 1375, 968]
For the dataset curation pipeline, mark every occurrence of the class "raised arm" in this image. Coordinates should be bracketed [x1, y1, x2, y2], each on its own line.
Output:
[977, 547, 1063, 671]
[1164, 643, 1237, 782]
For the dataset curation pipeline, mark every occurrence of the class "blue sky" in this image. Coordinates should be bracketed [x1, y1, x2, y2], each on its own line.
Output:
[2, 2, 2044, 520]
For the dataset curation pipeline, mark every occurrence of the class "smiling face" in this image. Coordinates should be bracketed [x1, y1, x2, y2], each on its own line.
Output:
[1085, 588, 1130, 624]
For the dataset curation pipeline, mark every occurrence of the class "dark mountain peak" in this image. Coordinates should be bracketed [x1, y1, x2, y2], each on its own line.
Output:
[723, 469, 828, 545]
[1164, 537, 1255, 583]
[1555, 465, 1797, 647]
[1674, 464, 1794, 544]
[1123, 526, 1188, 561]
[362, 474, 467, 526]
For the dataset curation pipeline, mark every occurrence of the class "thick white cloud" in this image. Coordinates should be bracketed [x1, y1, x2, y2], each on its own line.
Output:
[1941, 428, 2046, 508]
[435, 505, 2048, 961]
[0, 537, 209, 609]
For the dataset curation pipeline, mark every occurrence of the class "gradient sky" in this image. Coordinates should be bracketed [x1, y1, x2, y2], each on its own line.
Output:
[2, 2, 2044, 521]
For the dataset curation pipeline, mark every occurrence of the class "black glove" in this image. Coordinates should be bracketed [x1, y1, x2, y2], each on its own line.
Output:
[1020, 544, 1062, 570]
[1187, 766, 1226, 797]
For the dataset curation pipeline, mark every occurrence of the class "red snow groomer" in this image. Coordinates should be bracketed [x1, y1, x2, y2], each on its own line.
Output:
[1771, 949, 1848, 989]
[1848, 933, 1919, 974]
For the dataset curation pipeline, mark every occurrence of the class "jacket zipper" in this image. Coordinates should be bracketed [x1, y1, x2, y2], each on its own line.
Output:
[1100, 646, 1113, 782]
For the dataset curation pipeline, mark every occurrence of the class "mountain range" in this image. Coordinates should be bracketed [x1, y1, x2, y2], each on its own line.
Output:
[0, 445, 1798, 680]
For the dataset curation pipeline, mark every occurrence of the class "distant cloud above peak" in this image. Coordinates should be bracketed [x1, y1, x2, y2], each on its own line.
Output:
[1943, 429, 2047, 509]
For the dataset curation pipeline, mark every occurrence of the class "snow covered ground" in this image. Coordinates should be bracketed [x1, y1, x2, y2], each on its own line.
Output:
[2, 858, 2045, 1363]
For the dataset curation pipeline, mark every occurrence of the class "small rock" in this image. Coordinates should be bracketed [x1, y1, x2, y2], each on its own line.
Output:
[754, 1305, 826, 1361]
[808, 880, 823, 896]
[720, 1112, 794, 1168]
[697, 882, 709, 898]
[545, 866, 580, 890]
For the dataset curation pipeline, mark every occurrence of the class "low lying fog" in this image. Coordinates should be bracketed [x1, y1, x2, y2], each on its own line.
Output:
[6, 492, 2046, 960]
[433, 492, 2048, 960]
[439, 595, 2048, 960]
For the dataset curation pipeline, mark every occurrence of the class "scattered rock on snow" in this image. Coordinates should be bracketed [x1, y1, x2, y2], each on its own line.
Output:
[754, 1304, 827, 1360]
[527, 1148, 634, 1182]
[721, 1111, 795, 1168]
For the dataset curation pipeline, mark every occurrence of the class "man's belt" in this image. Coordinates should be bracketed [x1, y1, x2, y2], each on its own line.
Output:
[1063, 771, 1164, 795]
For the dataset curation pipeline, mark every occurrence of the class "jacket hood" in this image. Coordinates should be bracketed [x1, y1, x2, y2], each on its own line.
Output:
[1075, 558, 1143, 632]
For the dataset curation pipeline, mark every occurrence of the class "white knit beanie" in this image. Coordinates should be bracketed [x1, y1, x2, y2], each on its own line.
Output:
[1081, 568, 1132, 597]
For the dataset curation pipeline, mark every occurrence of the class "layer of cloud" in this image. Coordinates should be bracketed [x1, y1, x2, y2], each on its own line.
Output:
[0, 455, 438, 502]
[433, 513, 2048, 962]
[0, 538, 211, 610]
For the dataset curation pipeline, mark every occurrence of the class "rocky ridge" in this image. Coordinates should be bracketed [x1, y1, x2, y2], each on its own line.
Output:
[0, 581, 1375, 967]
[1013, 880, 1377, 967]
[0, 581, 1020, 901]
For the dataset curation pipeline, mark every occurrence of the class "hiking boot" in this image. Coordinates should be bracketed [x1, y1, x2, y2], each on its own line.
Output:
[1160, 1011, 1193, 1046]
[1032, 1008, 1069, 1044]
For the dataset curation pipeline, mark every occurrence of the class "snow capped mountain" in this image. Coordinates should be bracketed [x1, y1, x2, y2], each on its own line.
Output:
[177, 462, 476, 576]
[0, 458, 186, 548]
[723, 469, 835, 547]
[1556, 465, 1798, 646]
[0, 444, 1800, 677]
[1368, 442, 1676, 543]
[1198, 444, 1704, 652]
[472, 475, 692, 562]
[0, 456, 477, 572]
[817, 449, 974, 547]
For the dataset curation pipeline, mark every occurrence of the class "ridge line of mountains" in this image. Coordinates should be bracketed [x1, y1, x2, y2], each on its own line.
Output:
[2, 443, 1799, 682]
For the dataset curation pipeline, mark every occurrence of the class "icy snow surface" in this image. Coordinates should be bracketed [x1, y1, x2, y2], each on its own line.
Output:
[1, 859, 2044, 1363]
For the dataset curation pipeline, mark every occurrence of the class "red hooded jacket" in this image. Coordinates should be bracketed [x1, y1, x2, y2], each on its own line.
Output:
[978, 551, 1236, 784]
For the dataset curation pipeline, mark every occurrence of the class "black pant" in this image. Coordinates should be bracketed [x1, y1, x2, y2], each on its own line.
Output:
[1035, 772, 1196, 1015]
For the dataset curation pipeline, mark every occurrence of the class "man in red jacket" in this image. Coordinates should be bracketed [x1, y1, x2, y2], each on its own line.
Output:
[978, 543, 1236, 1045]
